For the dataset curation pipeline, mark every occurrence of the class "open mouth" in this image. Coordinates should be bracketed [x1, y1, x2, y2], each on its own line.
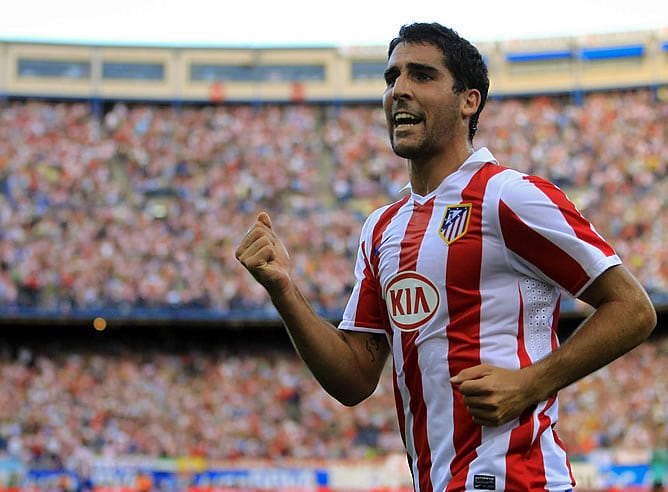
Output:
[393, 112, 422, 129]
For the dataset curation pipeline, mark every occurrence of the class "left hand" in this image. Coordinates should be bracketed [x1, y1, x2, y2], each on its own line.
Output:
[450, 364, 538, 426]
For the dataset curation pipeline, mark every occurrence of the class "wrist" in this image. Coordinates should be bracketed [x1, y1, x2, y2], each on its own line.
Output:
[520, 363, 548, 404]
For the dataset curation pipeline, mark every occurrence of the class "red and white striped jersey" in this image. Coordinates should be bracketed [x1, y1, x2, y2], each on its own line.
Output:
[338, 148, 620, 492]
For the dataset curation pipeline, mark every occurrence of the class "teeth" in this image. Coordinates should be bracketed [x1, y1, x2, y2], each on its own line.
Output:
[394, 112, 419, 125]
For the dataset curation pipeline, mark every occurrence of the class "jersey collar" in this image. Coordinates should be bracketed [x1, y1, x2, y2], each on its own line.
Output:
[398, 147, 498, 197]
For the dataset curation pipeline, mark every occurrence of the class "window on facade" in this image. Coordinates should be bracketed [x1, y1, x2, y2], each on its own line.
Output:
[190, 63, 324, 82]
[351, 61, 386, 81]
[18, 59, 90, 78]
[103, 62, 165, 80]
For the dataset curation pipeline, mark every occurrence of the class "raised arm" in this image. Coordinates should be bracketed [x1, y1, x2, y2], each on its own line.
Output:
[235, 211, 390, 406]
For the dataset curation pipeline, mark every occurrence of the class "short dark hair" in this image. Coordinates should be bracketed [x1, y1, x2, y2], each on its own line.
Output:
[388, 22, 489, 142]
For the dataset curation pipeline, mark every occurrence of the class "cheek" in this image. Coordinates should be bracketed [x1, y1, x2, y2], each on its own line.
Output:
[382, 94, 393, 126]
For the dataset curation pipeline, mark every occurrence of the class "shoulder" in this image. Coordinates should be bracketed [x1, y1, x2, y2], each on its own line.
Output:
[361, 195, 411, 237]
[495, 170, 568, 207]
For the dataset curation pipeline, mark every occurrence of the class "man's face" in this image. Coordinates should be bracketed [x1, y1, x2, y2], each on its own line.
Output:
[382, 41, 466, 161]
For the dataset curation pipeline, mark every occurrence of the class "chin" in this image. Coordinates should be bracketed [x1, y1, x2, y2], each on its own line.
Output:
[391, 131, 429, 158]
[392, 142, 421, 160]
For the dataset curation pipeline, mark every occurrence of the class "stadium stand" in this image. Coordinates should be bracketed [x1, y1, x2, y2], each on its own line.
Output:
[0, 91, 666, 322]
[0, 328, 666, 490]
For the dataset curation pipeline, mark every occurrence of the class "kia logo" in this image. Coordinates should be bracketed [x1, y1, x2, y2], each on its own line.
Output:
[385, 271, 440, 332]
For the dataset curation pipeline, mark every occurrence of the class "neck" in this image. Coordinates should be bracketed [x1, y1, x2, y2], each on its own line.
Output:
[408, 145, 475, 196]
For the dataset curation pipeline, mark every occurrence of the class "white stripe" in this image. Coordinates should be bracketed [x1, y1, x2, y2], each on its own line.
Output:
[416, 202, 455, 491]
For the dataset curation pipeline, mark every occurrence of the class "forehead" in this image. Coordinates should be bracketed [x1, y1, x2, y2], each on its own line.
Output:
[387, 41, 445, 69]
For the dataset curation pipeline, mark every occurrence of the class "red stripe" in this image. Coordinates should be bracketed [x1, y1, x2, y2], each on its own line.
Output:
[399, 198, 435, 492]
[360, 199, 409, 447]
[397, 200, 433, 272]
[355, 198, 408, 332]
[525, 176, 616, 257]
[507, 401, 557, 491]
[531, 400, 556, 490]
[371, 197, 409, 274]
[393, 365, 409, 454]
[354, 245, 388, 331]
[551, 298, 560, 351]
[445, 164, 504, 489]
[553, 425, 576, 486]
[505, 410, 537, 490]
[499, 200, 591, 296]
[515, 284, 531, 367]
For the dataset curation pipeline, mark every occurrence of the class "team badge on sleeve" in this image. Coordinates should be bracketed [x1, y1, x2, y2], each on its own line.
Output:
[439, 203, 472, 244]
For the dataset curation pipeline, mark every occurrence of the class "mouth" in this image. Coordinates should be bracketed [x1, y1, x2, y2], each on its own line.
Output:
[393, 111, 423, 130]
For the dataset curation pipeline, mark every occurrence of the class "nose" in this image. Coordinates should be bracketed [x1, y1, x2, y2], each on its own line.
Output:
[391, 73, 411, 100]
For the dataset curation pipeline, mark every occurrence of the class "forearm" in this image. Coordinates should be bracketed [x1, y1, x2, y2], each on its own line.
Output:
[235, 212, 386, 405]
[528, 307, 648, 403]
[270, 282, 383, 406]
[524, 268, 656, 403]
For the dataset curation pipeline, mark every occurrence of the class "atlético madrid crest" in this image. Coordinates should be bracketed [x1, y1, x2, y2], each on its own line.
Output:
[439, 203, 472, 244]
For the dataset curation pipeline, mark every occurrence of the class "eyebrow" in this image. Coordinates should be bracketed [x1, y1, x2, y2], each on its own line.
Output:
[384, 61, 439, 79]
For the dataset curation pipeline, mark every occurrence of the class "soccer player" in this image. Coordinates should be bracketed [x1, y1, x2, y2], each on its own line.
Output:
[235, 22, 657, 491]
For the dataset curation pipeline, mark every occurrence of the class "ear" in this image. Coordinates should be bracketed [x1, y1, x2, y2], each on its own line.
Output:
[461, 88, 481, 118]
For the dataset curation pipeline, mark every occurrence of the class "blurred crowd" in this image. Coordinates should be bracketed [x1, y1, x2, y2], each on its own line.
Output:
[0, 336, 666, 469]
[0, 89, 666, 317]
[0, 341, 404, 470]
[0, 90, 667, 474]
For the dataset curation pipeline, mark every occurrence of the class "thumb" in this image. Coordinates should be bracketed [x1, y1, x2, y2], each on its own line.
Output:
[257, 211, 272, 229]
